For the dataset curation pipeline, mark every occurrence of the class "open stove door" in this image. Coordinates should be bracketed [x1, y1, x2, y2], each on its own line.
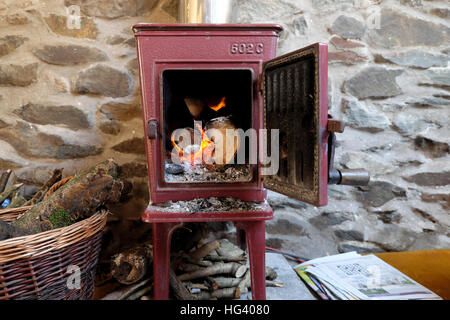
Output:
[261, 43, 329, 207]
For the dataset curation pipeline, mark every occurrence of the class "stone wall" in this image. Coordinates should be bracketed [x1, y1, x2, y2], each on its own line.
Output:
[0, 0, 448, 258]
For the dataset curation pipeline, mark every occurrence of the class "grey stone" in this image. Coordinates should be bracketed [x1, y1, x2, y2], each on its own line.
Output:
[64, 0, 159, 19]
[344, 66, 403, 99]
[308, 212, 350, 230]
[338, 241, 386, 254]
[15, 167, 57, 185]
[267, 190, 307, 211]
[98, 119, 120, 135]
[343, 100, 391, 131]
[334, 229, 364, 241]
[373, 210, 402, 224]
[0, 121, 103, 159]
[267, 218, 309, 236]
[355, 181, 406, 207]
[106, 35, 126, 45]
[13, 103, 90, 130]
[292, 16, 308, 36]
[367, 225, 417, 251]
[399, 0, 422, 6]
[369, 9, 450, 48]
[423, 67, 450, 87]
[235, 0, 300, 22]
[340, 151, 391, 174]
[393, 113, 430, 135]
[379, 50, 449, 69]
[0, 63, 38, 87]
[414, 136, 449, 158]
[74, 64, 132, 97]
[33, 44, 108, 65]
[112, 137, 145, 154]
[405, 172, 450, 187]
[405, 95, 450, 108]
[100, 101, 141, 122]
[165, 163, 184, 175]
[330, 15, 366, 39]
[311, 0, 353, 12]
[0, 35, 28, 57]
[0, 120, 8, 129]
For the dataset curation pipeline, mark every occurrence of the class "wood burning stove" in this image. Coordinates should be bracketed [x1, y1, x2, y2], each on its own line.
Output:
[134, 24, 367, 206]
[133, 23, 369, 300]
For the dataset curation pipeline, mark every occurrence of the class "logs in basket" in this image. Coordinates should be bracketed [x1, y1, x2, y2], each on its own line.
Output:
[0, 178, 108, 300]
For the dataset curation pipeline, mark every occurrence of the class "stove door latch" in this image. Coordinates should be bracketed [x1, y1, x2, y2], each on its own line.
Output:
[327, 118, 370, 186]
[147, 119, 158, 139]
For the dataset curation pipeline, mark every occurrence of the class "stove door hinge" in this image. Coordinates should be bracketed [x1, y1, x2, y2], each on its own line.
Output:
[327, 117, 370, 186]
[147, 119, 159, 140]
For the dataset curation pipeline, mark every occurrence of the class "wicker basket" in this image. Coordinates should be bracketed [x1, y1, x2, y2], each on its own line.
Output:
[0, 191, 108, 299]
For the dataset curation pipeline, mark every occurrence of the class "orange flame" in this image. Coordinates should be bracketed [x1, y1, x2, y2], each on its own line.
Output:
[171, 122, 215, 165]
[209, 97, 226, 112]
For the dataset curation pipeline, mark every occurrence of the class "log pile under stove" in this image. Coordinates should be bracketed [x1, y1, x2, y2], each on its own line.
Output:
[101, 224, 283, 300]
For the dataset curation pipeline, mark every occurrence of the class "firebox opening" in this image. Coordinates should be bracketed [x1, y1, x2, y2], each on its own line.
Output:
[162, 69, 254, 183]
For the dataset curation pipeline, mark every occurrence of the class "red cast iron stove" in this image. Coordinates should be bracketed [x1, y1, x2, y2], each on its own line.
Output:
[133, 24, 368, 300]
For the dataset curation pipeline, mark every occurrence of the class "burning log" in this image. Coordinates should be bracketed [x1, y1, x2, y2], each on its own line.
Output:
[206, 117, 239, 166]
[9, 159, 127, 236]
[0, 169, 12, 193]
[184, 97, 205, 118]
[178, 262, 247, 281]
[111, 243, 153, 285]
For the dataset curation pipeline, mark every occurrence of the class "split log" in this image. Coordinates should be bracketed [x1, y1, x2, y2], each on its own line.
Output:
[24, 169, 62, 206]
[111, 243, 153, 285]
[178, 262, 247, 281]
[206, 254, 246, 262]
[193, 287, 239, 300]
[237, 270, 251, 296]
[0, 169, 12, 193]
[183, 282, 210, 292]
[0, 183, 23, 205]
[170, 268, 198, 300]
[206, 117, 239, 165]
[101, 278, 151, 300]
[10, 159, 127, 236]
[206, 276, 284, 290]
[216, 239, 245, 258]
[177, 263, 205, 273]
[189, 240, 220, 261]
[126, 284, 153, 300]
[184, 97, 206, 118]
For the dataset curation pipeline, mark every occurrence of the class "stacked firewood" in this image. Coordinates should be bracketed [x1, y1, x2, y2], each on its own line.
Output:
[171, 238, 283, 300]
[99, 234, 283, 300]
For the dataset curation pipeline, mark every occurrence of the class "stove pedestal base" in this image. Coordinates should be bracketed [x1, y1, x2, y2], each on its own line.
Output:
[143, 205, 273, 300]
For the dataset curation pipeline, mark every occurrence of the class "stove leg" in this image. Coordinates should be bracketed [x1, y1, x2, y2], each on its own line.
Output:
[152, 222, 183, 300]
[235, 220, 266, 300]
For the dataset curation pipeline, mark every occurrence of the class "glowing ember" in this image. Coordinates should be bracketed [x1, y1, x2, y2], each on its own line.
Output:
[171, 121, 215, 165]
[209, 97, 226, 112]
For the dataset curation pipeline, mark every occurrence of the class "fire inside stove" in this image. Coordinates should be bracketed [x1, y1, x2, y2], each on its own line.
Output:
[162, 69, 254, 183]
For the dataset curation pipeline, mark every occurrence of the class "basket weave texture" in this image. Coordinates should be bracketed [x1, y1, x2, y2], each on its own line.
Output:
[0, 190, 107, 299]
